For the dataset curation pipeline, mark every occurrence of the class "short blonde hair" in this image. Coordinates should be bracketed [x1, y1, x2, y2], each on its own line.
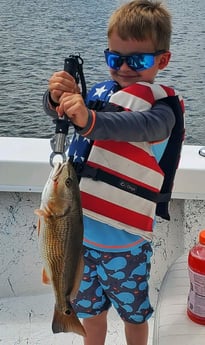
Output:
[107, 0, 172, 50]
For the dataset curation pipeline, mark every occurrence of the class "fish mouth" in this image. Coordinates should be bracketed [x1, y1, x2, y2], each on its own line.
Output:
[52, 162, 67, 181]
[40, 161, 71, 217]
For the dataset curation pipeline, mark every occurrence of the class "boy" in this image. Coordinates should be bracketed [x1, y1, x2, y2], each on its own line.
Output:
[43, 1, 184, 344]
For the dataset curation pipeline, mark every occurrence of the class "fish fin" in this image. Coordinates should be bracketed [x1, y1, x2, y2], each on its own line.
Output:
[42, 267, 51, 285]
[34, 208, 45, 217]
[36, 217, 41, 236]
[34, 208, 52, 218]
[70, 254, 84, 301]
[52, 306, 86, 337]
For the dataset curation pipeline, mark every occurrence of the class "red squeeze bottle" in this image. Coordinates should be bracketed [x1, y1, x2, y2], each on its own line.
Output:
[187, 230, 205, 324]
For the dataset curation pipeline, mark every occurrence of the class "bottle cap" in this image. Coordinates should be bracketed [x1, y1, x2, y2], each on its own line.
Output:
[199, 230, 205, 244]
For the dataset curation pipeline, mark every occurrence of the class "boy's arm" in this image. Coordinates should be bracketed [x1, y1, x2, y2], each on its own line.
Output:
[43, 89, 175, 143]
[78, 101, 175, 142]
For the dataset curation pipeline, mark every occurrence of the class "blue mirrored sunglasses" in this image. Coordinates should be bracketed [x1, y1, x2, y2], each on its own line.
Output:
[104, 48, 166, 72]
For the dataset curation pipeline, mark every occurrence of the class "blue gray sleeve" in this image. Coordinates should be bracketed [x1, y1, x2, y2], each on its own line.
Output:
[78, 101, 176, 142]
[42, 90, 175, 142]
[42, 90, 58, 118]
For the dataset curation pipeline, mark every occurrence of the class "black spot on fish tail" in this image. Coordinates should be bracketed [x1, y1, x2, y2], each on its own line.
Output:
[52, 306, 86, 337]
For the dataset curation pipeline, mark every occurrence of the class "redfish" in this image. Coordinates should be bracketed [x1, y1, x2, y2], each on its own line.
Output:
[35, 161, 86, 336]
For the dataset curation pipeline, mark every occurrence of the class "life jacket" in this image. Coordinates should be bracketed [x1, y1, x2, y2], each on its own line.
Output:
[69, 80, 185, 239]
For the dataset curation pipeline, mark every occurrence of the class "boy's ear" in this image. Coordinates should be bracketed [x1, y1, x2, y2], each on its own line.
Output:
[158, 51, 171, 70]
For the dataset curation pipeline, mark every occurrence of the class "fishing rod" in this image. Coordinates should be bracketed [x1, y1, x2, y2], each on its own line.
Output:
[49, 54, 87, 167]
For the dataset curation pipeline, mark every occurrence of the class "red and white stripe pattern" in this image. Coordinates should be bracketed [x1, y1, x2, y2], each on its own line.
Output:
[80, 82, 180, 240]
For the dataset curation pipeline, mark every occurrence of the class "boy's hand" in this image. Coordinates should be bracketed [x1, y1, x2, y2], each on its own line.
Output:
[57, 92, 89, 128]
[48, 71, 80, 104]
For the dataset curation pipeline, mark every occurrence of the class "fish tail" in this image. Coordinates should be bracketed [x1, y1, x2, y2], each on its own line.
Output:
[52, 306, 86, 337]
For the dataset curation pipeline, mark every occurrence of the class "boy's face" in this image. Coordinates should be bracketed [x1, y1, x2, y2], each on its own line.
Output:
[107, 31, 171, 88]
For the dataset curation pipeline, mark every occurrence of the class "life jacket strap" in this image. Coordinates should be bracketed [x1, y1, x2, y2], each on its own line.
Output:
[79, 164, 171, 203]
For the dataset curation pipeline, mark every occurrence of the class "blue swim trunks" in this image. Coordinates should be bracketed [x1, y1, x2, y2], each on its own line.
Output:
[72, 241, 153, 324]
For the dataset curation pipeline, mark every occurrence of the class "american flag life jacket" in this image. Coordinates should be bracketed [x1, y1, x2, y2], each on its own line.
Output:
[69, 81, 185, 240]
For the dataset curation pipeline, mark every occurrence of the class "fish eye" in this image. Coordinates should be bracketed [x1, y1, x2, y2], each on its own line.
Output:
[65, 177, 72, 187]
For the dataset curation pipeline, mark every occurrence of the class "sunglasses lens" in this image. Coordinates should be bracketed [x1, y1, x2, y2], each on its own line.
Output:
[104, 50, 156, 71]
[105, 52, 122, 70]
[129, 55, 155, 71]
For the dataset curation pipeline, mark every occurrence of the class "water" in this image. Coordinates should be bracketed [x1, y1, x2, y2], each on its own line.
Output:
[0, 0, 204, 144]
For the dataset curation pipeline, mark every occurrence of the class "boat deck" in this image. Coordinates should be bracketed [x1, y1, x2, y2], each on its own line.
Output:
[153, 254, 205, 345]
[0, 293, 154, 345]
[1, 254, 205, 345]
